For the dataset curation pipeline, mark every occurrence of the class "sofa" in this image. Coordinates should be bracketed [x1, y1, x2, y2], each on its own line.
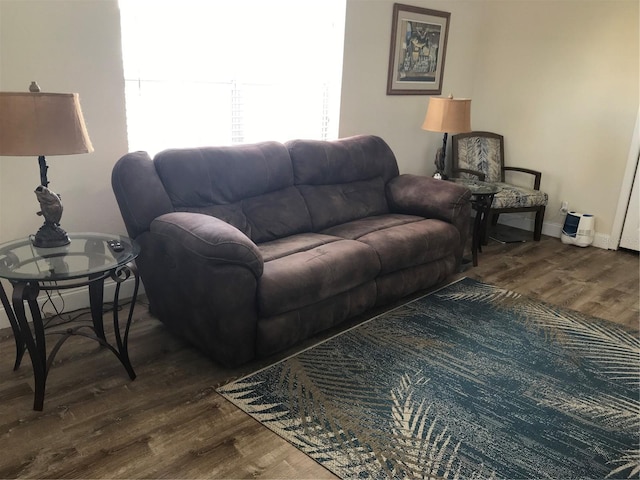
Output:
[111, 135, 472, 367]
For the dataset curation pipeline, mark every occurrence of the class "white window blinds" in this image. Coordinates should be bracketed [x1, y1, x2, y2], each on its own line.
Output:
[118, 0, 346, 155]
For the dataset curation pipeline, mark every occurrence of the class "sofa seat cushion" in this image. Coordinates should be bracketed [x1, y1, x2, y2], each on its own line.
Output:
[258, 233, 341, 262]
[256, 281, 377, 358]
[321, 214, 461, 275]
[258, 238, 380, 317]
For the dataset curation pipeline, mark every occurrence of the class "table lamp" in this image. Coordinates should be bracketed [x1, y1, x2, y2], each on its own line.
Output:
[422, 94, 471, 179]
[0, 82, 93, 247]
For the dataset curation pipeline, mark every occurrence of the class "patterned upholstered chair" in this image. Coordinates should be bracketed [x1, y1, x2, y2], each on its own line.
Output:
[451, 131, 548, 243]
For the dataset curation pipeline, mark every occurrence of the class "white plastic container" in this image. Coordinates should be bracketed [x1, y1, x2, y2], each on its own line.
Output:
[561, 212, 595, 247]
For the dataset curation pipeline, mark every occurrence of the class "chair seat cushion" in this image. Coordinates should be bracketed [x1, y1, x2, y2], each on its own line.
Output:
[491, 182, 548, 209]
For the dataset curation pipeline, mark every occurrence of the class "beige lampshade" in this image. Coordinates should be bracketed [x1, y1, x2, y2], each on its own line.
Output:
[0, 91, 93, 156]
[422, 96, 472, 133]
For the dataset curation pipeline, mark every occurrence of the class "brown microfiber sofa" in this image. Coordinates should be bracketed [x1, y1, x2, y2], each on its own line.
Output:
[112, 135, 471, 367]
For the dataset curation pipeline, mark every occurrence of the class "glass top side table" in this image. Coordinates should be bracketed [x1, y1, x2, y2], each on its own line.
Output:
[450, 178, 500, 267]
[0, 232, 140, 410]
[450, 178, 500, 196]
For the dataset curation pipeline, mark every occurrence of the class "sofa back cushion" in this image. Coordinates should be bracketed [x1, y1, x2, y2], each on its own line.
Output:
[154, 142, 311, 243]
[287, 135, 400, 231]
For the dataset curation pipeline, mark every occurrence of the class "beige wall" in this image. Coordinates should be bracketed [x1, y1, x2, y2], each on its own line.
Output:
[340, 0, 639, 245]
[0, 0, 638, 246]
[339, 0, 484, 175]
[471, 0, 639, 239]
[0, 0, 129, 243]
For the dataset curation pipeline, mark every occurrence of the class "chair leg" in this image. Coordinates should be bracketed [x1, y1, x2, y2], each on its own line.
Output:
[533, 206, 545, 241]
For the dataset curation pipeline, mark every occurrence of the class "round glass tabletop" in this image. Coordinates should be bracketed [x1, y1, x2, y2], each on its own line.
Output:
[0, 232, 139, 282]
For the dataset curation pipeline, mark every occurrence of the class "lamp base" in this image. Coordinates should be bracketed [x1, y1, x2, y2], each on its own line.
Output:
[433, 141, 448, 179]
[32, 223, 70, 248]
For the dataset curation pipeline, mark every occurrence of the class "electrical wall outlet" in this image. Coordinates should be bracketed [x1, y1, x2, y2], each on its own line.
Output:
[560, 201, 569, 213]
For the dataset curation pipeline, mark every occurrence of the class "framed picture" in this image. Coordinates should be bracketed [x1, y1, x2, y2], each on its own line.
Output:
[386, 3, 450, 95]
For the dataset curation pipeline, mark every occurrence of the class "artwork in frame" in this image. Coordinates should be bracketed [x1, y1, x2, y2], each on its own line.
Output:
[387, 3, 451, 95]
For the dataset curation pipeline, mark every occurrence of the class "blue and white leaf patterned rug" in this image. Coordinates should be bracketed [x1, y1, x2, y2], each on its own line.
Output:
[217, 278, 640, 479]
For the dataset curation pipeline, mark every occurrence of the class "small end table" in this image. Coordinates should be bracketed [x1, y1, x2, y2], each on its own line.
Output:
[451, 178, 500, 267]
[0, 232, 140, 410]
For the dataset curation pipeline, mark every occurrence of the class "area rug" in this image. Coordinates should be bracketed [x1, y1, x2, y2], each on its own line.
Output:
[217, 278, 640, 479]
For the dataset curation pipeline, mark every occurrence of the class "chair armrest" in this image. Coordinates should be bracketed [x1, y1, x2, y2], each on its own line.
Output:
[151, 212, 264, 278]
[503, 166, 542, 190]
[452, 168, 486, 181]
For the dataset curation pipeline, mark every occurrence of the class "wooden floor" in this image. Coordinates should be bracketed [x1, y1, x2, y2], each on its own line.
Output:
[0, 233, 637, 479]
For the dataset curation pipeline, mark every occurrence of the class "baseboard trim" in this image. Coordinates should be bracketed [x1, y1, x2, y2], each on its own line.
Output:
[0, 277, 144, 331]
[495, 213, 610, 249]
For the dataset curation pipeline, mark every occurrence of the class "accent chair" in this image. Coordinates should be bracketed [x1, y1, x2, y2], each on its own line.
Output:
[451, 131, 548, 243]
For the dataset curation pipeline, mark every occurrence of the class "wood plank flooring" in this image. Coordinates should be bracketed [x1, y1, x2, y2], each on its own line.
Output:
[0, 234, 637, 478]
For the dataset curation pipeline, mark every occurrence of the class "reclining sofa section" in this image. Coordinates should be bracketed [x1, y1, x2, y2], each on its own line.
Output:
[112, 135, 471, 367]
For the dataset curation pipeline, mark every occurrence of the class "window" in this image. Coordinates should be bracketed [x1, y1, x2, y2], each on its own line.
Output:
[118, 0, 346, 155]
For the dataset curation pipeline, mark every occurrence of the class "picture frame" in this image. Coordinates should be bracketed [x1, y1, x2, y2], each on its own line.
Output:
[386, 3, 451, 95]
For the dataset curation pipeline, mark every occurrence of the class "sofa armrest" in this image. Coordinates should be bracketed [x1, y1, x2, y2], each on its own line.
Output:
[387, 174, 472, 266]
[386, 174, 472, 223]
[112, 151, 174, 239]
[151, 212, 263, 278]
[139, 212, 263, 367]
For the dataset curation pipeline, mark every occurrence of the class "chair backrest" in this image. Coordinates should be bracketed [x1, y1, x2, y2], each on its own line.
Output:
[452, 131, 505, 183]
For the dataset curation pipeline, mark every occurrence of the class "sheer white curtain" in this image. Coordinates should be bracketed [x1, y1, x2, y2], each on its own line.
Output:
[118, 0, 346, 155]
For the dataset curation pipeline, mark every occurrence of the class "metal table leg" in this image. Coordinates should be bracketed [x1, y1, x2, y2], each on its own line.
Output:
[6, 265, 139, 411]
[470, 193, 495, 267]
[472, 206, 482, 267]
[108, 263, 139, 381]
[12, 281, 47, 411]
[88, 276, 107, 342]
[0, 281, 26, 370]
